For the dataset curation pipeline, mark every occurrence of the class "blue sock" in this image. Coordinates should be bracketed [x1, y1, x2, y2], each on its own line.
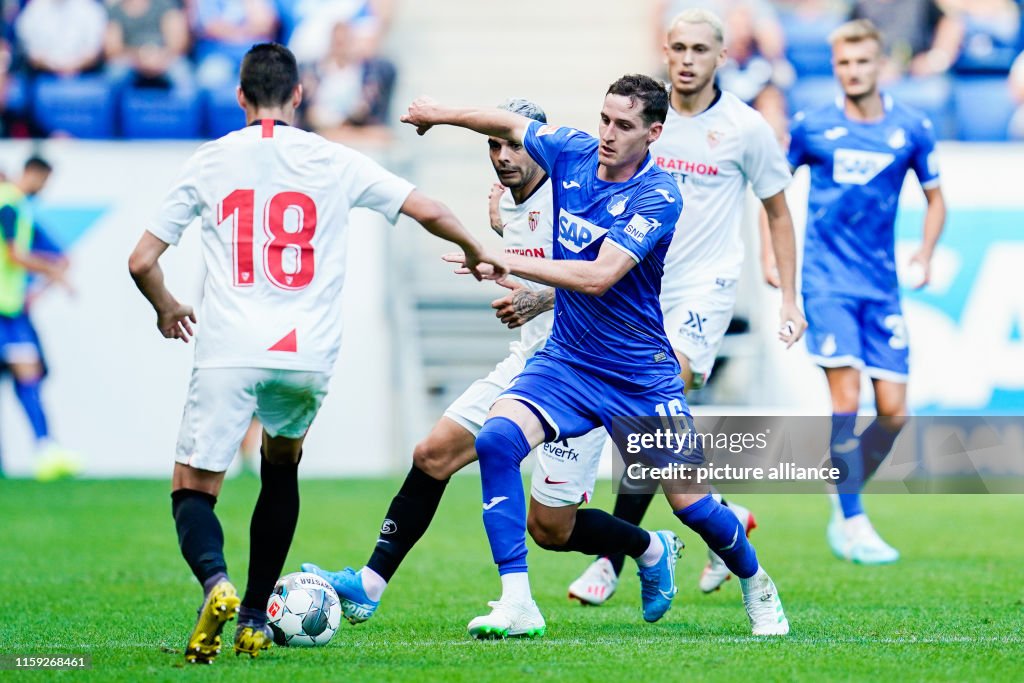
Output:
[861, 419, 902, 480]
[475, 416, 532, 575]
[831, 412, 864, 518]
[675, 494, 758, 579]
[14, 378, 49, 441]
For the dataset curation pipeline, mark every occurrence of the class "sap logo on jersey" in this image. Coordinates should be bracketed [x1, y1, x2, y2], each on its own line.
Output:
[833, 148, 895, 185]
[558, 209, 608, 253]
[624, 213, 659, 244]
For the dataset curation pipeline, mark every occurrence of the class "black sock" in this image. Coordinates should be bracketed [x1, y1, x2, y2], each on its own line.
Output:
[366, 465, 448, 582]
[603, 491, 656, 575]
[171, 489, 227, 587]
[241, 456, 300, 611]
[543, 508, 650, 559]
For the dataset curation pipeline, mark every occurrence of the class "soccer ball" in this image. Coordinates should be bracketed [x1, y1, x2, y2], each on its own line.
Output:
[266, 572, 342, 647]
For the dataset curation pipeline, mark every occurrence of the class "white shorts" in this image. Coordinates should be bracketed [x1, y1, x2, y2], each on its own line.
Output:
[661, 278, 738, 389]
[175, 367, 330, 472]
[445, 345, 607, 508]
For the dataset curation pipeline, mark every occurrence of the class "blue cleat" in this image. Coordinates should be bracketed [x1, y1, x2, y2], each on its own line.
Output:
[300, 564, 379, 624]
[636, 530, 683, 623]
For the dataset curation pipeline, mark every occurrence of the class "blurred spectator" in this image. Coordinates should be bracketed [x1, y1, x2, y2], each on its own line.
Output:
[105, 0, 193, 89]
[286, 0, 394, 65]
[1009, 50, 1024, 138]
[849, 0, 961, 80]
[944, 0, 1021, 73]
[653, 0, 793, 139]
[301, 20, 394, 144]
[190, 0, 277, 89]
[16, 0, 107, 76]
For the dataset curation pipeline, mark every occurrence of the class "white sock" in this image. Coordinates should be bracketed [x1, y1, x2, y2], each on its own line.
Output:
[739, 565, 766, 593]
[360, 566, 387, 602]
[637, 531, 664, 568]
[499, 571, 533, 603]
[843, 513, 870, 537]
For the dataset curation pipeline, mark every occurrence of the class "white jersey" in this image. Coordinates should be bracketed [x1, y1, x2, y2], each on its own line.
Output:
[149, 121, 415, 373]
[497, 178, 554, 356]
[653, 91, 791, 297]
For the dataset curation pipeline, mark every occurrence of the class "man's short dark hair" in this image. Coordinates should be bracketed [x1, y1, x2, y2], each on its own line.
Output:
[24, 155, 52, 174]
[606, 74, 669, 127]
[240, 43, 300, 108]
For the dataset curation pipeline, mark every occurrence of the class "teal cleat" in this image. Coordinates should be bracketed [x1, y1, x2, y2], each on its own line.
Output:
[300, 564, 379, 624]
[637, 530, 683, 623]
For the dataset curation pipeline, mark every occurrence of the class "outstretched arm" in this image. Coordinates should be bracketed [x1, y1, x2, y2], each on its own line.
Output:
[401, 96, 532, 143]
[128, 230, 195, 343]
[446, 240, 637, 297]
[400, 190, 508, 281]
[760, 191, 807, 348]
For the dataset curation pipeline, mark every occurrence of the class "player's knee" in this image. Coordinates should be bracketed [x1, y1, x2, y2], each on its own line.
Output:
[10, 362, 43, 383]
[475, 417, 529, 465]
[263, 444, 302, 466]
[412, 438, 461, 479]
[527, 512, 572, 550]
[875, 411, 907, 432]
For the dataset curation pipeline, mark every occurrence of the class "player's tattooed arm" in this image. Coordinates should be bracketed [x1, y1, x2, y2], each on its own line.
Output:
[491, 281, 554, 329]
[488, 183, 505, 236]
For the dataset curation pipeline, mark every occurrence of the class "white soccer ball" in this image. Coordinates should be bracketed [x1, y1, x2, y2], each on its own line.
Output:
[266, 572, 342, 647]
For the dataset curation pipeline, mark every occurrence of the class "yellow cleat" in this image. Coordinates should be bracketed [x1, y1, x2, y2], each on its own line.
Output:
[184, 580, 240, 664]
[234, 624, 274, 658]
[34, 444, 84, 482]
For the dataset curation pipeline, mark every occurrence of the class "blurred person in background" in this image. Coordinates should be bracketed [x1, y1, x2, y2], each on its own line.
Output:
[786, 19, 946, 565]
[0, 156, 80, 480]
[850, 0, 961, 79]
[653, 0, 793, 140]
[300, 19, 395, 144]
[15, 0, 107, 77]
[190, 0, 277, 89]
[943, 0, 1020, 73]
[286, 0, 395, 64]
[1010, 50, 1024, 138]
[105, 0, 193, 90]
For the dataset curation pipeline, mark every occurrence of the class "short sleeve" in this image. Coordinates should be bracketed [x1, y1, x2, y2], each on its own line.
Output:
[148, 153, 201, 246]
[910, 116, 941, 189]
[787, 112, 809, 170]
[522, 119, 592, 176]
[342, 149, 416, 224]
[606, 182, 682, 263]
[0, 205, 17, 242]
[743, 116, 792, 199]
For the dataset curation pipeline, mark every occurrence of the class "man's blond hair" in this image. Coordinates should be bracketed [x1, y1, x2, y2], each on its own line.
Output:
[828, 19, 884, 49]
[667, 8, 725, 44]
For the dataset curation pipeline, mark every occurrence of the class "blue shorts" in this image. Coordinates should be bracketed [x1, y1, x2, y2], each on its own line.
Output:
[0, 312, 47, 375]
[804, 295, 908, 382]
[500, 349, 700, 466]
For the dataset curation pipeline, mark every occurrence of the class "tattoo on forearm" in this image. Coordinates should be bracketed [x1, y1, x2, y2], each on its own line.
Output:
[512, 288, 555, 321]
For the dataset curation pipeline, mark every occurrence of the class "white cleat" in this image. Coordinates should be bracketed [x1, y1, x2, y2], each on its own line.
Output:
[740, 568, 789, 636]
[467, 599, 546, 639]
[699, 502, 757, 593]
[832, 514, 900, 565]
[568, 557, 619, 606]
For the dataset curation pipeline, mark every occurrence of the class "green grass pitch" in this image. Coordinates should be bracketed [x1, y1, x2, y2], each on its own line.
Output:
[1, 477, 1021, 682]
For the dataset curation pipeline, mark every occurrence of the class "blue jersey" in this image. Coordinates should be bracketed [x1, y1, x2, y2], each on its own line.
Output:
[788, 94, 940, 300]
[522, 120, 683, 378]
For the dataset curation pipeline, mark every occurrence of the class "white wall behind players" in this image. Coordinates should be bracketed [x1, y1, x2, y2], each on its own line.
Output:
[0, 142, 398, 477]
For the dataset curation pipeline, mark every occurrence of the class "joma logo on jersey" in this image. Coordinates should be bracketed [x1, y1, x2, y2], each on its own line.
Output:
[557, 209, 607, 253]
[833, 148, 895, 185]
